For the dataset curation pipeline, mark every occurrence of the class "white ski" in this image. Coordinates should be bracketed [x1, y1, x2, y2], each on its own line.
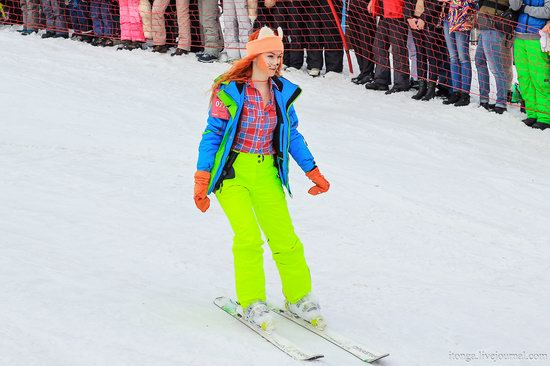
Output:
[269, 304, 389, 363]
[214, 297, 324, 361]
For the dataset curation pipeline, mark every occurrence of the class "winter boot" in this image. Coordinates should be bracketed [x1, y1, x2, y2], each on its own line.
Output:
[102, 38, 114, 47]
[365, 82, 390, 91]
[171, 48, 188, 56]
[20, 29, 37, 36]
[41, 31, 55, 39]
[286, 293, 326, 330]
[522, 117, 537, 126]
[480, 102, 495, 111]
[443, 92, 462, 105]
[244, 301, 274, 333]
[532, 122, 550, 130]
[197, 52, 218, 63]
[131, 41, 145, 50]
[92, 37, 104, 47]
[492, 106, 507, 114]
[435, 84, 451, 98]
[410, 78, 420, 90]
[351, 72, 374, 85]
[422, 81, 436, 101]
[454, 93, 470, 107]
[308, 68, 321, 77]
[411, 80, 427, 100]
[152, 44, 170, 53]
[385, 85, 410, 95]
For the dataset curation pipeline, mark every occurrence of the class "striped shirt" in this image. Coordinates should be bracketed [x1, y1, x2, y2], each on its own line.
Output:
[232, 80, 278, 155]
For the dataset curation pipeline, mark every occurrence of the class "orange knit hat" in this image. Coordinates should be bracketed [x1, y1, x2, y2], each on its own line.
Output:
[246, 26, 284, 58]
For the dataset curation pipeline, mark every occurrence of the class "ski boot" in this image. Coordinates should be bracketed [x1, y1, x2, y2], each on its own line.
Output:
[244, 301, 275, 333]
[286, 293, 326, 330]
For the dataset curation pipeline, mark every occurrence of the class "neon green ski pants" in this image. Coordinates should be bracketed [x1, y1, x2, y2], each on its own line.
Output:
[215, 152, 312, 309]
[514, 38, 550, 124]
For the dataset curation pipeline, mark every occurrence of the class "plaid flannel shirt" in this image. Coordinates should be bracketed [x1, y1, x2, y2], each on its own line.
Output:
[232, 81, 278, 155]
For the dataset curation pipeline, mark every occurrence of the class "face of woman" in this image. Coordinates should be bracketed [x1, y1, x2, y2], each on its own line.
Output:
[254, 51, 284, 77]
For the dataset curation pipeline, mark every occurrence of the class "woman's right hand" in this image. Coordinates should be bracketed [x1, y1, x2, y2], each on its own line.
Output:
[194, 171, 211, 212]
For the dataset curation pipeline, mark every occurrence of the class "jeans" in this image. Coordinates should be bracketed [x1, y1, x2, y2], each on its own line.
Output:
[41, 0, 68, 34]
[475, 30, 513, 108]
[443, 21, 472, 93]
[69, 0, 90, 33]
[90, 0, 113, 37]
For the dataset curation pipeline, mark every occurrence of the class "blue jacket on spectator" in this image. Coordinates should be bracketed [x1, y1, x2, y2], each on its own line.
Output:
[511, 0, 550, 34]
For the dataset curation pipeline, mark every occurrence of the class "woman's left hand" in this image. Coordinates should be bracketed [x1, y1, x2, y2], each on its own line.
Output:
[305, 167, 330, 195]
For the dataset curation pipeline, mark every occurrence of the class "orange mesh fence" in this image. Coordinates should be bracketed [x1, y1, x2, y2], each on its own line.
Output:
[1, 0, 549, 118]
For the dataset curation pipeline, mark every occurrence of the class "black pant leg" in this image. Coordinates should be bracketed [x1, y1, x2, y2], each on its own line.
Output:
[388, 18, 410, 88]
[322, 0, 343, 72]
[276, 0, 305, 68]
[347, 0, 375, 75]
[413, 29, 428, 80]
[305, 0, 323, 69]
[373, 18, 392, 85]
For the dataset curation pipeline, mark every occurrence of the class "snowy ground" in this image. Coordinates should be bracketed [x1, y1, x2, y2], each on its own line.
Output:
[1, 26, 550, 366]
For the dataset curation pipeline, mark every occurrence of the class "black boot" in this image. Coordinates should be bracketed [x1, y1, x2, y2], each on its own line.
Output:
[435, 84, 451, 98]
[532, 122, 550, 130]
[351, 72, 374, 85]
[492, 106, 507, 114]
[454, 93, 470, 107]
[171, 48, 189, 56]
[102, 38, 114, 47]
[480, 102, 495, 111]
[522, 117, 537, 126]
[41, 31, 56, 39]
[117, 40, 132, 50]
[365, 82, 389, 91]
[385, 85, 410, 95]
[443, 92, 462, 105]
[411, 80, 427, 100]
[152, 44, 170, 53]
[422, 82, 437, 101]
[91, 37, 103, 46]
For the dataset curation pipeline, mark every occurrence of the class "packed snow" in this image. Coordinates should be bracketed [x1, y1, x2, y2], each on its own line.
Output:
[1, 27, 549, 366]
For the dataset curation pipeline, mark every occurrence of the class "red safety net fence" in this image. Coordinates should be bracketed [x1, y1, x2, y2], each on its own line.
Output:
[1, 0, 549, 120]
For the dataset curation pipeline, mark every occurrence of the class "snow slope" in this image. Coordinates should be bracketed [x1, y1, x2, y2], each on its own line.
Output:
[1, 27, 549, 366]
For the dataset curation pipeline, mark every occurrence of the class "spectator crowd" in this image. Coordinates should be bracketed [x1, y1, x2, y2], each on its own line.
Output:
[1, 0, 549, 128]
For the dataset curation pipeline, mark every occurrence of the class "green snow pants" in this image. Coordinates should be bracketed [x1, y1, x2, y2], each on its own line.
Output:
[215, 152, 312, 310]
[514, 38, 550, 124]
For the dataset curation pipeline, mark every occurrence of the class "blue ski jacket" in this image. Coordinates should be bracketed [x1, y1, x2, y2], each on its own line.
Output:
[196, 76, 316, 195]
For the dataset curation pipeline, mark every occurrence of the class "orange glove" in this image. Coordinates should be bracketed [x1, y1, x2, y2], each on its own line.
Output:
[305, 167, 330, 195]
[194, 171, 211, 212]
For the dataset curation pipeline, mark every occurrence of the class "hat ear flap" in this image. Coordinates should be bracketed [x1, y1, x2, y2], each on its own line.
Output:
[258, 26, 275, 39]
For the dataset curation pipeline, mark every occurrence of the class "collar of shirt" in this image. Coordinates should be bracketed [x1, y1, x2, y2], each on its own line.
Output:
[245, 79, 279, 110]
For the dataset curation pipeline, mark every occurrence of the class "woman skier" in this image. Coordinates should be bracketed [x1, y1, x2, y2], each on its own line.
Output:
[193, 27, 330, 332]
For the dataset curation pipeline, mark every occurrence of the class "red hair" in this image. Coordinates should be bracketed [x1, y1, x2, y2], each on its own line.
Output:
[210, 29, 283, 100]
